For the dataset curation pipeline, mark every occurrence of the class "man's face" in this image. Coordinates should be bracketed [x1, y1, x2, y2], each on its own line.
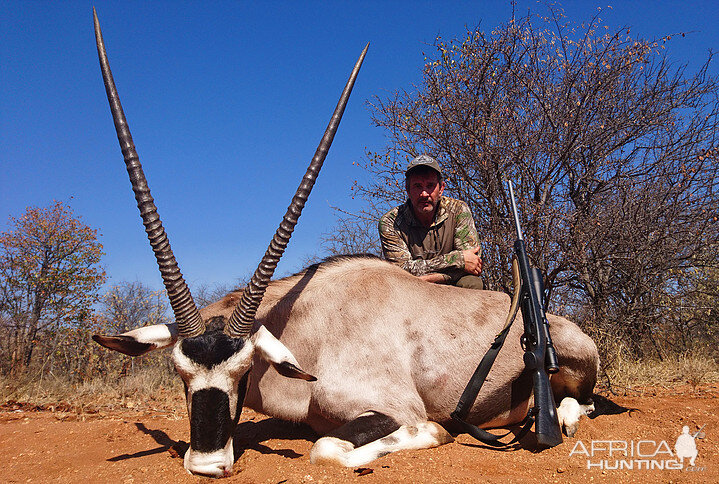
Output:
[407, 170, 444, 220]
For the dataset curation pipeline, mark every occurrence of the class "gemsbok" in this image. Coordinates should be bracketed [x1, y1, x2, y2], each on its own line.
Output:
[92, 10, 599, 478]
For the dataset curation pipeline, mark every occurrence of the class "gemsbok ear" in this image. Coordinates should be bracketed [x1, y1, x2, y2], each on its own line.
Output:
[252, 326, 317, 381]
[93, 323, 179, 357]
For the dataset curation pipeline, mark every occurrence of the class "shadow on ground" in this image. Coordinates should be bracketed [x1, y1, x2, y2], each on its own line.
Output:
[590, 393, 637, 418]
[107, 422, 179, 462]
[233, 417, 318, 460]
[105, 415, 319, 464]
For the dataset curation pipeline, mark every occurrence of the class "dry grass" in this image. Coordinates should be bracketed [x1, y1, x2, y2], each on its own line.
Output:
[1, 365, 184, 413]
[587, 326, 719, 394]
[600, 350, 719, 394]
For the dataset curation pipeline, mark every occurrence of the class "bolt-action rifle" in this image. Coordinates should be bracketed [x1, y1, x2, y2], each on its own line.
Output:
[451, 180, 562, 448]
[507, 180, 563, 448]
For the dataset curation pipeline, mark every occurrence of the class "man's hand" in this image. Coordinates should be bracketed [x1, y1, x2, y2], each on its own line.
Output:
[463, 246, 482, 276]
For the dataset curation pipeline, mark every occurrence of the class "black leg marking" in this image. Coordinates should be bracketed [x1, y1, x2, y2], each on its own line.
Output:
[326, 412, 401, 448]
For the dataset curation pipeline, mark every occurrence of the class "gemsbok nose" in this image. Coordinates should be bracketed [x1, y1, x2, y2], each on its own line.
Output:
[184, 444, 234, 477]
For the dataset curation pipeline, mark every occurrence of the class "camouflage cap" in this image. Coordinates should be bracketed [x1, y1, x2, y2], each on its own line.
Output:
[406, 154, 442, 177]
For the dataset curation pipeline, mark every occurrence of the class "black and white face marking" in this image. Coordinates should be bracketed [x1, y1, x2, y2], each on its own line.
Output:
[173, 330, 253, 478]
[172, 326, 315, 477]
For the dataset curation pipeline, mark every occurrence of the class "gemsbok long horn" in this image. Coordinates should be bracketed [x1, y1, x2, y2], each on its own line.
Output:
[224, 43, 369, 339]
[93, 9, 205, 338]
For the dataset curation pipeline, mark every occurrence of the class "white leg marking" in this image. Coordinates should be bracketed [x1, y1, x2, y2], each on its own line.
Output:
[309, 437, 355, 466]
[556, 397, 594, 437]
[310, 422, 453, 467]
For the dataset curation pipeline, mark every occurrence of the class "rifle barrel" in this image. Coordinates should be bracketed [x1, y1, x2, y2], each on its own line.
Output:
[507, 180, 524, 241]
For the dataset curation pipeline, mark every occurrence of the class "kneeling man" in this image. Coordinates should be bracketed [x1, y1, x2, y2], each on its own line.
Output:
[378, 155, 483, 289]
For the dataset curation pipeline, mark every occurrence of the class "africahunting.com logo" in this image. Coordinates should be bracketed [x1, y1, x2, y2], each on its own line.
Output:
[569, 425, 706, 471]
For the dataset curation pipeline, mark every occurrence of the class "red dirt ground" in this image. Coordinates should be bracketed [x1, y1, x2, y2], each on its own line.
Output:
[2, 384, 717, 483]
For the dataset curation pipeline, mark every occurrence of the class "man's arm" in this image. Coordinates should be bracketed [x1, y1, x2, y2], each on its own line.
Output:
[378, 211, 465, 279]
[453, 201, 482, 276]
[418, 273, 452, 284]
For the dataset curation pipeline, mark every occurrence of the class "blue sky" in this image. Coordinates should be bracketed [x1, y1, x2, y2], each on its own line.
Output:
[2, 1, 718, 293]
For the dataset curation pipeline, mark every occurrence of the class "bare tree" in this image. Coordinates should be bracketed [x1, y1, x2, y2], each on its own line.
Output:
[320, 207, 383, 256]
[93, 281, 173, 379]
[99, 281, 170, 333]
[661, 241, 719, 355]
[192, 281, 241, 309]
[330, 6, 719, 360]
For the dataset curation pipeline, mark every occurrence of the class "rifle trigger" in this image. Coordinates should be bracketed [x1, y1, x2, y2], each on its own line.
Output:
[520, 334, 528, 352]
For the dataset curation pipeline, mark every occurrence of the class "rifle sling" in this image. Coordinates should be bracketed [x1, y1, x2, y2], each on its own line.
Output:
[450, 259, 530, 447]
[452, 408, 536, 447]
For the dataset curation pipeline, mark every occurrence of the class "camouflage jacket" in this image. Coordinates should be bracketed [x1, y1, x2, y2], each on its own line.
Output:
[378, 196, 480, 282]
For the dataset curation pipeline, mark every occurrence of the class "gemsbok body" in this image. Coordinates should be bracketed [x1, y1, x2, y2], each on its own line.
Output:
[92, 10, 599, 478]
